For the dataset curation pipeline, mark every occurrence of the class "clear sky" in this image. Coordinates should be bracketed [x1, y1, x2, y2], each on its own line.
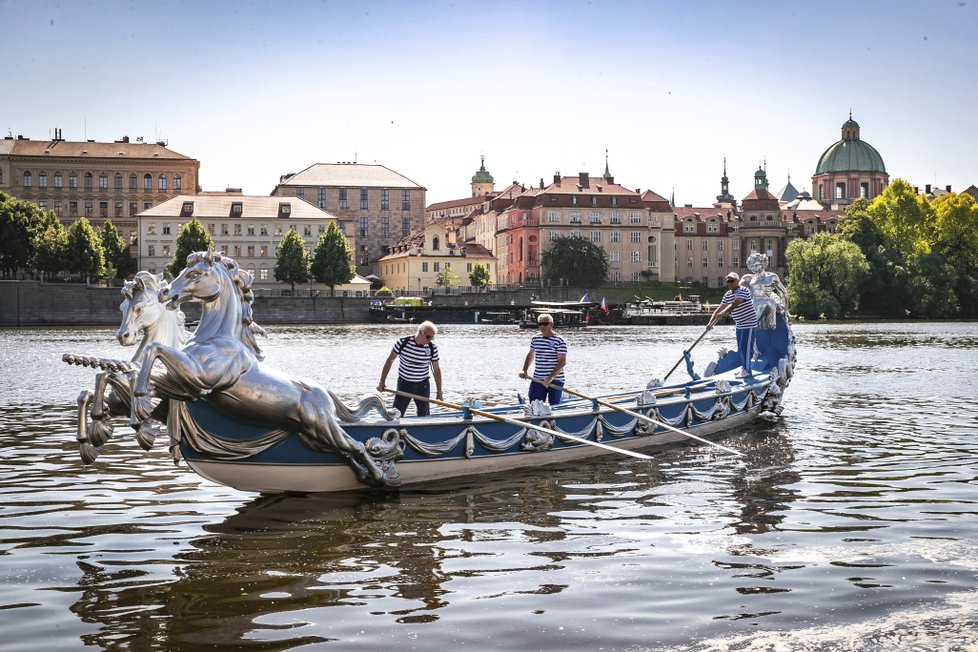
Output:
[3, 0, 975, 206]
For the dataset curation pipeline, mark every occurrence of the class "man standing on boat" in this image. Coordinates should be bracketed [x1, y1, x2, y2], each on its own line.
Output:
[378, 321, 443, 417]
[706, 272, 757, 378]
[519, 313, 567, 404]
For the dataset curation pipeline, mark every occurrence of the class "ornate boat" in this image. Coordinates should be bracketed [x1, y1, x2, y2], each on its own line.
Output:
[64, 252, 795, 494]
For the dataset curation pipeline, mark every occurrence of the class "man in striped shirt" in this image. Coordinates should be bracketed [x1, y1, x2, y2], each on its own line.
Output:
[519, 313, 568, 404]
[378, 321, 443, 417]
[706, 272, 758, 378]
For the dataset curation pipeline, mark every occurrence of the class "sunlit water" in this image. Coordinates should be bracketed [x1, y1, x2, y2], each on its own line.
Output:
[1, 322, 977, 651]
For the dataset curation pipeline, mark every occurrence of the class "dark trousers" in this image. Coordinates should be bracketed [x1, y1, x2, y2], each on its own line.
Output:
[735, 327, 754, 373]
[394, 377, 431, 417]
[528, 378, 564, 405]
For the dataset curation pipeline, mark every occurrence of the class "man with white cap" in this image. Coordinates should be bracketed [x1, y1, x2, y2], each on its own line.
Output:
[706, 271, 757, 378]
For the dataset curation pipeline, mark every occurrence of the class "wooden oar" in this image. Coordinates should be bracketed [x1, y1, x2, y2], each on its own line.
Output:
[663, 328, 709, 381]
[529, 378, 744, 457]
[382, 388, 654, 461]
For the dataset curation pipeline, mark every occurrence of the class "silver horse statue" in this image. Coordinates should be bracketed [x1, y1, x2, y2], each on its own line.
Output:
[132, 251, 396, 486]
[65, 271, 191, 463]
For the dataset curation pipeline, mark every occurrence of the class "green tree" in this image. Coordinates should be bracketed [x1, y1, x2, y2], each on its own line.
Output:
[311, 221, 355, 295]
[64, 217, 106, 281]
[865, 179, 934, 262]
[895, 253, 960, 319]
[374, 286, 394, 298]
[435, 263, 458, 289]
[930, 192, 978, 274]
[33, 222, 68, 279]
[100, 220, 129, 280]
[167, 216, 213, 277]
[785, 233, 868, 319]
[0, 192, 53, 278]
[541, 236, 609, 287]
[469, 262, 491, 287]
[836, 199, 900, 315]
[274, 227, 312, 292]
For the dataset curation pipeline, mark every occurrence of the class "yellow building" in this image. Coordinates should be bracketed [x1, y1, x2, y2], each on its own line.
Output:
[377, 218, 495, 294]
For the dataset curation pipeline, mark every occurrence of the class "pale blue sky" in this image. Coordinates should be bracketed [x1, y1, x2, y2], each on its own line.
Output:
[2, 0, 975, 205]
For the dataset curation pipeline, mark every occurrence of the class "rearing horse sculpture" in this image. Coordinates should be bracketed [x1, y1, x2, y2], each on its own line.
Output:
[132, 251, 392, 486]
[69, 271, 191, 463]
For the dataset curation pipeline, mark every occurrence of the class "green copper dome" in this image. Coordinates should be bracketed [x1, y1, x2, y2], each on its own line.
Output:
[471, 157, 494, 184]
[815, 138, 886, 174]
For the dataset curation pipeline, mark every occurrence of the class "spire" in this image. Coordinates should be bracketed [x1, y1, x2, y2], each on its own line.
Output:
[603, 149, 613, 182]
[716, 156, 734, 203]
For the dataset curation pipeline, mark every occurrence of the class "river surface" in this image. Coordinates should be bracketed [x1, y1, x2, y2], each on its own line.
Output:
[1, 322, 977, 651]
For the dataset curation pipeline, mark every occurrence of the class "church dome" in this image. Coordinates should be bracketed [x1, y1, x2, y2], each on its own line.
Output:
[471, 157, 494, 184]
[815, 115, 887, 175]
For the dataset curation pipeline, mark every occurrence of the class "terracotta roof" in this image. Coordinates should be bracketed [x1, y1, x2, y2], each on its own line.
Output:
[279, 163, 424, 189]
[673, 206, 729, 221]
[138, 194, 336, 219]
[8, 138, 193, 159]
[427, 195, 490, 211]
[742, 188, 779, 202]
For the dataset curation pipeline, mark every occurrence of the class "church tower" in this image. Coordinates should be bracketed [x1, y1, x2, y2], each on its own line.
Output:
[715, 157, 735, 205]
[471, 155, 495, 197]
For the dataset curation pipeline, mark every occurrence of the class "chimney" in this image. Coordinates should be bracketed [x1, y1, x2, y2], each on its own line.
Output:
[926, 184, 931, 194]
[554, 172, 561, 186]
[579, 172, 589, 188]
[540, 178, 544, 189]
[946, 185, 952, 192]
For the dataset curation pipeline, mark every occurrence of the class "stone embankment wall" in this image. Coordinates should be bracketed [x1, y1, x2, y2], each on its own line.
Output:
[0, 281, 371, 326]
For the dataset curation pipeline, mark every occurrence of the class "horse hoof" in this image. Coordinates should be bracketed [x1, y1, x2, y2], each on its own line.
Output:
[89, 419, 114, 447]
[79, 443, 100, 465]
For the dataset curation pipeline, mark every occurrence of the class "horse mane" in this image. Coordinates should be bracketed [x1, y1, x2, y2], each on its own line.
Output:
[195, 250, 266, 360]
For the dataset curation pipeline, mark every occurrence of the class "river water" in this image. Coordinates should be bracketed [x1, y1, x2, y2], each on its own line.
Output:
[1, 322, 977, 651]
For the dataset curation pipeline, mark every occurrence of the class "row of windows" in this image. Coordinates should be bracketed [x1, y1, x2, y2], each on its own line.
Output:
[295, 186, 411, 211]
[685, 239, 736, 251]
[545, 210, 644, 225]
[686, 258, 743, 269]
[418, 261, 490, 273]
[38, 200, 153, 218]
[551, 195, 639, 207]
[546, 230, 645, 243]
[20, 170, 183, 191]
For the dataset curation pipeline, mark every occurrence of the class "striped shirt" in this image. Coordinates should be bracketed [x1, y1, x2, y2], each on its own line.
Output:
[529, 334, 567, 382]
[393, 336, 439, 382]
[722, 286, 758, 329]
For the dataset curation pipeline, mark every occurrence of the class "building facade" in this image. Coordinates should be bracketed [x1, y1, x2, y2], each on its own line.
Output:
[377, 218, 496, 294]
[812, 114, 889, 206]
[272, 163, 426, 277]
[137, 193, 355, 290]
[0, 130, 200, 246]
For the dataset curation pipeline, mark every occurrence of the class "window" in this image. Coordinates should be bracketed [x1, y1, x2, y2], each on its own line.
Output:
[174, 175, 182, 190]
[569, 212, 581, 224]
[590, 212, 601, 224]
[381, 216, 390, 237]
[631, 251, 642, 263]
[162, 245, 171, 257]
[129, 173, 137, 190]
[835, 182, 846, 199]
[115, 202, 123, 217]
[630, 232, 641, 243]
[611, 231, 621, 243]
[84, 172, 93, 189]
[182, 201, 194, 214]
[360, 188, 368, 210]
[549, 231, 558, 242]
[432, 236, 440, 251]
[703, 240, 709, 250]
[231, 202, 243, 216]
[233, 245, 241, 257]
[207, 223, 215, 235]
[38, 171, 47, 187]
[317, 187, 326, 207]
[718, 257, 724, 268]
[571, 196, 578, 206]
[234, 223, 242, 236]
[100, 201, 108, 217]
[84, 201, 93, 216]
[260, 245, 268, 257]
[687, 240, 693, 250]
[339, 188, 348, 210]
[591, 196, 598, 207]
[162, 225, 171, 235]
[611, 197, 618, 207]
[274, 225, 283, 236]
[114, 173, 123, 190]
[69, 201, 78, 216]
[548, 210, 560, 223]
[590, 231, 601, 242]
[147, 245, 155, 257]
[247, 225, 255, 236]
[247, 245, 255, 257]
[69, 172, 78, 188]
[297, 187, 304, 199]
[54, 200, 62, 215]
[702, 256, 708, 268]
[610, 250, 621, 262]
[143, 174, 152, 190]
[732, 240, 739, 251]
[687, 257, 693, 268]
[359, 216, 368, 239]
[684, 220, 695, 233]
[860, 182, 869, 198]
[707, 220, 718, 233]
[38, 201, 47, 210]
[54, 171, 63, 188]
[260, 224, 268, 236]
[222, 224, 230, 236]
[422, 262, 429, 272]
[402, 218, 411, 236]
[129, 202, 137, 216]
[611, 271, 621, 282]
[433, 262, 440, 272]
[630, 212, 642, 224]
[732, 256, 740, 267]
[100, 172, 108, 189]
[610, 212, 622, 224]
[259, 268, 269, 280]
[23, 171, 32, 187]
[158, 174, 167, 191]
[718, 240, 725, 251]
[466, 263, 473, 272]
[401, 190, 410, 211]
